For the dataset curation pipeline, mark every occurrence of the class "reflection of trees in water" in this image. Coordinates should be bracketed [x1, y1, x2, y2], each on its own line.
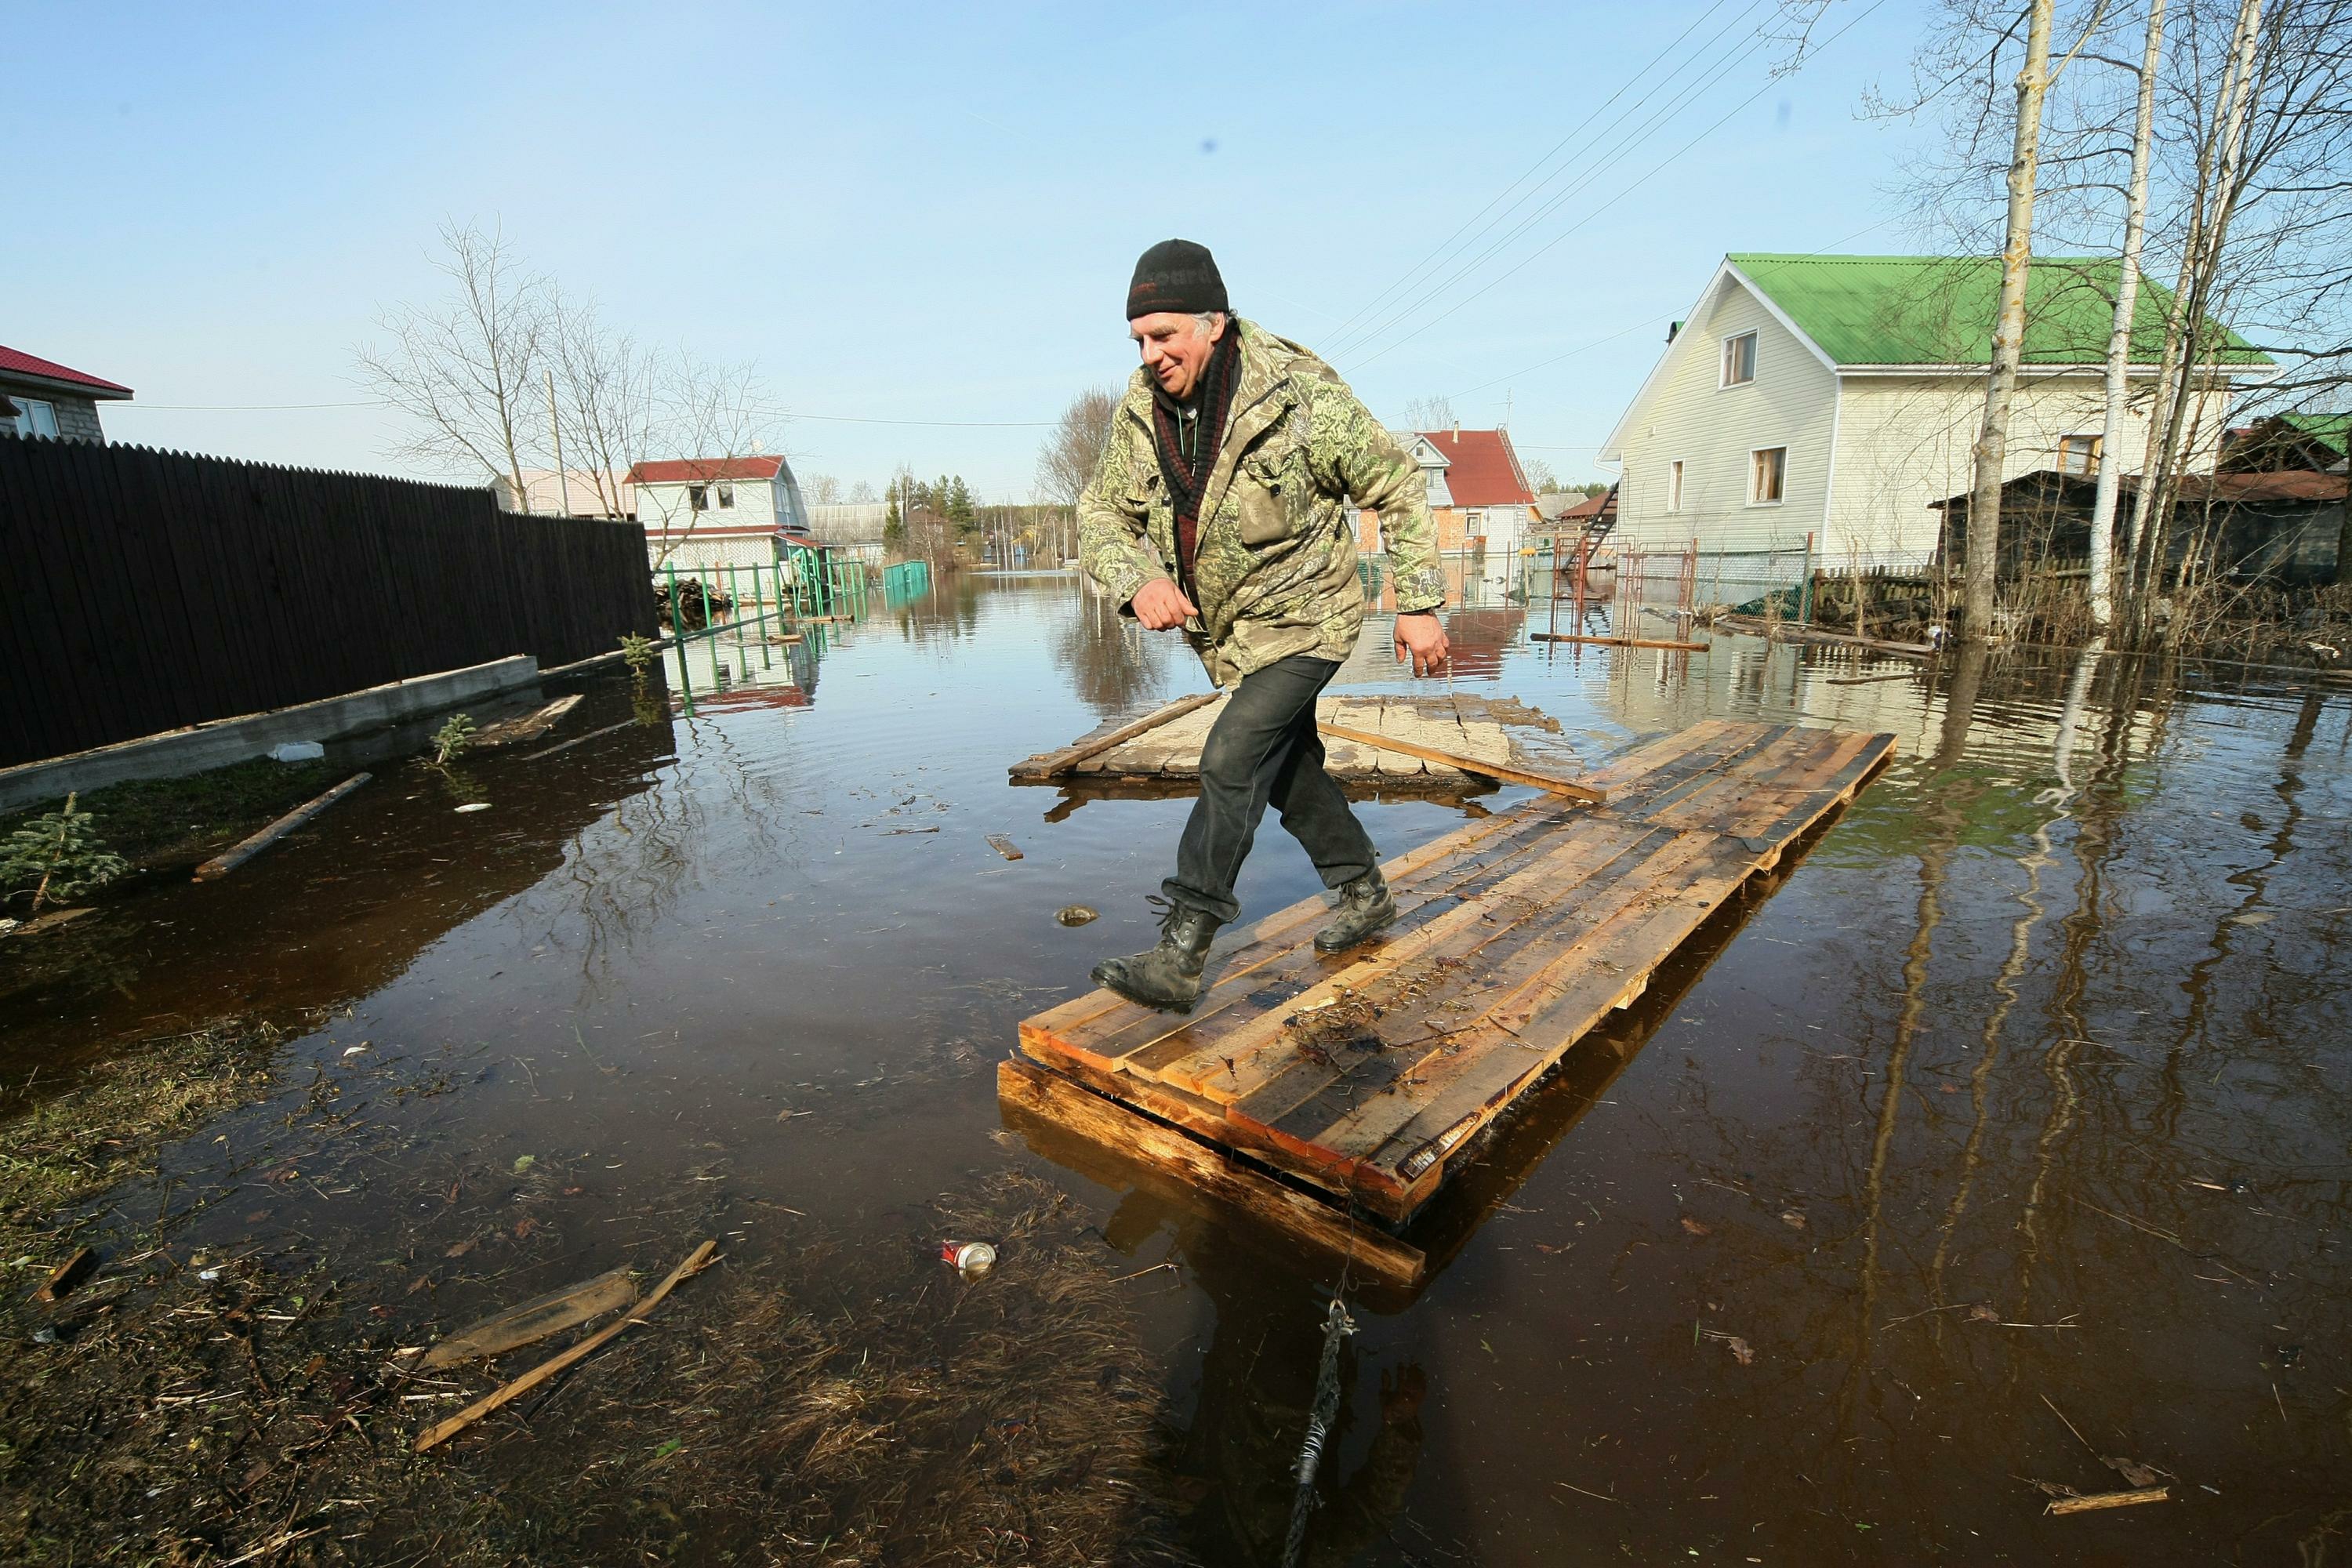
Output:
[509, 706, 818, 1002]
[1047, 578, 1169, 718]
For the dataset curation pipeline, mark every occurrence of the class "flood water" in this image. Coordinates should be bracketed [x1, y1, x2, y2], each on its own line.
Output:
[5, 569, 2347, 1564]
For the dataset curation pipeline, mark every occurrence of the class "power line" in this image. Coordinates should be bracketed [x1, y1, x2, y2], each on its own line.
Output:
[1437, 214, 1900, 404]
[1323, 0, 1755, 347]
[1350, 0, 1891, 372]
[1334, 20, 1771, 364]
[118, 397, 1055, 429]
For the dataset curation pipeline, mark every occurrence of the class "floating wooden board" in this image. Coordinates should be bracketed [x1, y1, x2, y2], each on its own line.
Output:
[1007, 720, 1895, 1231]
[1531, 633, 1711, 652]
[1007, 691, 1221, 782]
[1012, 692, 1577, 793]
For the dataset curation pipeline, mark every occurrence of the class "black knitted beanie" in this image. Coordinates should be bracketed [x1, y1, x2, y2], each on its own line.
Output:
[1125, 239, 1229, 320]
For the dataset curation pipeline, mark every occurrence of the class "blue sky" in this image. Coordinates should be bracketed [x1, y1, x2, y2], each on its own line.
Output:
[13, 1, 1930, 498]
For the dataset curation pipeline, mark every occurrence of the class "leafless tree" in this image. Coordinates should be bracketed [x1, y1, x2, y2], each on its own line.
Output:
[638, 352, 783, 567]
[803, 473, 844, 506]
[545, 286, 662, 520]
[1964, 0, 2061, 642]
[848, 479, 878, 505]
[356, 220, 550, 498]
[1399, 394, 1458, 433]
[2088, 0, 2166, 628]
[1035, 386, 1120, 567]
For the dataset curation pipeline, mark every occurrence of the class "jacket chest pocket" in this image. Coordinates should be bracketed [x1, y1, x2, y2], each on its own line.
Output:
[1236, 448, 1301, 547]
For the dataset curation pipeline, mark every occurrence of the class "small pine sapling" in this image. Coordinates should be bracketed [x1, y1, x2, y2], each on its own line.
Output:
[432, 713, 477, 767]
[619, 633, 655, 677]
[2, 792, 129, 916]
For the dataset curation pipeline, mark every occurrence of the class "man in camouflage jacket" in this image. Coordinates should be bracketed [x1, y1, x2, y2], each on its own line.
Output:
[1078, 239, 1450, 1012]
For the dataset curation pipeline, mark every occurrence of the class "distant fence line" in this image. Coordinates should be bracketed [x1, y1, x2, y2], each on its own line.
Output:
[0, 438, 658, 769]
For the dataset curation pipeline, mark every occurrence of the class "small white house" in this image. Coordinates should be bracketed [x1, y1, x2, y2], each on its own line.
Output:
[626, 455, 810, 569]
[1598, 254, 2274, 569]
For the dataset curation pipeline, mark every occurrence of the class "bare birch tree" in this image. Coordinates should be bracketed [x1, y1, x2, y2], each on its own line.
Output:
[357, 220, 548, 498]
[2088, 0, 2165, 629]
[1964, 0, 2059, 641]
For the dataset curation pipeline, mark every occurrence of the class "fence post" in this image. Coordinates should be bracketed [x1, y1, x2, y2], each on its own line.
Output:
[1798, 531, 1815, 626]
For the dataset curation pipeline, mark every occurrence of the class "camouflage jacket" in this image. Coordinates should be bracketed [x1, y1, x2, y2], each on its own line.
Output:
[1077, 318, 1444, 688]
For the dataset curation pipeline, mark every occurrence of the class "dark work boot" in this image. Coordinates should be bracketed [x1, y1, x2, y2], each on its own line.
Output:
[1091, 899, 1221, 1013]
[1315, 869, 1397, 953]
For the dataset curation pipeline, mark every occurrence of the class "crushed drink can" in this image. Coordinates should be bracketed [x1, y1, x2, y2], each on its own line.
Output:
[939, 1240, 996, 1279]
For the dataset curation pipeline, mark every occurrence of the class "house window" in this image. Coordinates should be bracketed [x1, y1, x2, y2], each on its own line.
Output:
[716, 482, 735, 510]
[2058, 434, 2102, 476]
[8, 397, 58, 439]
[1667, 459, 1685, 514]
[689, 484, 709, 512]
[1721, 332, 1757, 388]
[1749, 446, 1787, 506]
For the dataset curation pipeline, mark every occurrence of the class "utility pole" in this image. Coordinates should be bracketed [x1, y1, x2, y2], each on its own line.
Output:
[1962, 0, 2056, 644]
[545, 368, 575, 517]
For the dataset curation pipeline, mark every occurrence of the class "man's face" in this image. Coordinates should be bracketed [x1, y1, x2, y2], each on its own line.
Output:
[1129, 311, 1224, 401]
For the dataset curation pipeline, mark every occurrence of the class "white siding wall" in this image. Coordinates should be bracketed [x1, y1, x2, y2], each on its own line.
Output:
[1613, 280, 1837, 557]
[1827, 375, 2234, 567]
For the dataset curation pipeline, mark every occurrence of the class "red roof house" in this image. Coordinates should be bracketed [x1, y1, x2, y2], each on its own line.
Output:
[1356, 426, 1541, 555]
[2, 343, 133, 443]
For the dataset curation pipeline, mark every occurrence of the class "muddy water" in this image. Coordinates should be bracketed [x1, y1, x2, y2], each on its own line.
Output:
[5, 571, 2348, 1563]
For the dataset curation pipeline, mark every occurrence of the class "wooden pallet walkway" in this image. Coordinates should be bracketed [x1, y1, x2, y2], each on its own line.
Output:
[1010, 691, 1584, 791]
[1001, 718, 1896, 1283]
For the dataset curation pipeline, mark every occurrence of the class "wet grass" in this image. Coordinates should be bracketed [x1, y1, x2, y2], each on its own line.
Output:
[0, 1023, 1192, 1566]
[0, 757, 346, 880]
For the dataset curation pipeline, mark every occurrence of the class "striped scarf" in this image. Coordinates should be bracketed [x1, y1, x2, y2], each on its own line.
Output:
[1149, 324, 1243, 597]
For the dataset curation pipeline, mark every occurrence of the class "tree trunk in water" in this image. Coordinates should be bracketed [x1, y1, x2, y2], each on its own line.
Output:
[2090, 0, 2165, 630]
[1963, 0, 2056, 644]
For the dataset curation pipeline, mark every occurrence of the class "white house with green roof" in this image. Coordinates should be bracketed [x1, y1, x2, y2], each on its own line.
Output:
[1597, 254, 2274, 571]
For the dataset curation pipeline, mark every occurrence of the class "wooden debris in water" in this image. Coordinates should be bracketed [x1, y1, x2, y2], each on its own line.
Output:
[2045, 1486, 2169, 1515]
[985, 833, 1025, 860]
[415, 1240, 717, 1452]
[34, 1246, 98, 1303]
[412, 1265, 637, 1369]
[473, 694, 583, 747]
[192, 773, 371, 882]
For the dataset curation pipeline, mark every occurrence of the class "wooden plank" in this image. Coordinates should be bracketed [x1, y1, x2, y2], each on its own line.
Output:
[1341, 834, 1769, 1190]
[1019, 795, 1568, 1054]
[1148, 815, 1672, 1107]
[1316, 722, 1606, 802]
[1009, 691, 1221, 780]
[191, 773, 372, 881]
[996, 1056, 1422, 1289]
[415, 1265, 637, 1368]
[1531, 633, 1711, 652]
[1076, 802, 1589, 1081]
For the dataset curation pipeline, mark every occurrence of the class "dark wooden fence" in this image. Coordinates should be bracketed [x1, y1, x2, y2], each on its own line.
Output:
[0, 438, 658, 768]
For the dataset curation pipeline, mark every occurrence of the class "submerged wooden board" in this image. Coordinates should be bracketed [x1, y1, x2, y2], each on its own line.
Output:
[1013, 691, 1581, 791]
[1010, 720, 1896, 1225]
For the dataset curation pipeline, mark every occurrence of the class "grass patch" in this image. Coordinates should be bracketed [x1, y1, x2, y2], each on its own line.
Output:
[0, 757, 343, 877]
[0, 1020, 286, 1254]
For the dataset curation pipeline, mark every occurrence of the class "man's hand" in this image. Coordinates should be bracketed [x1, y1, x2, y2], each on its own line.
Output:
[1130, 577, 1199, 631]
[1394, 611, 1450, 677]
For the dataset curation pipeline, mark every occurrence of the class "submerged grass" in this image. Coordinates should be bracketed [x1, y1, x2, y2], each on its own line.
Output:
[0, 757, 345, 877]
[0, 1026, 1192, 1568]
